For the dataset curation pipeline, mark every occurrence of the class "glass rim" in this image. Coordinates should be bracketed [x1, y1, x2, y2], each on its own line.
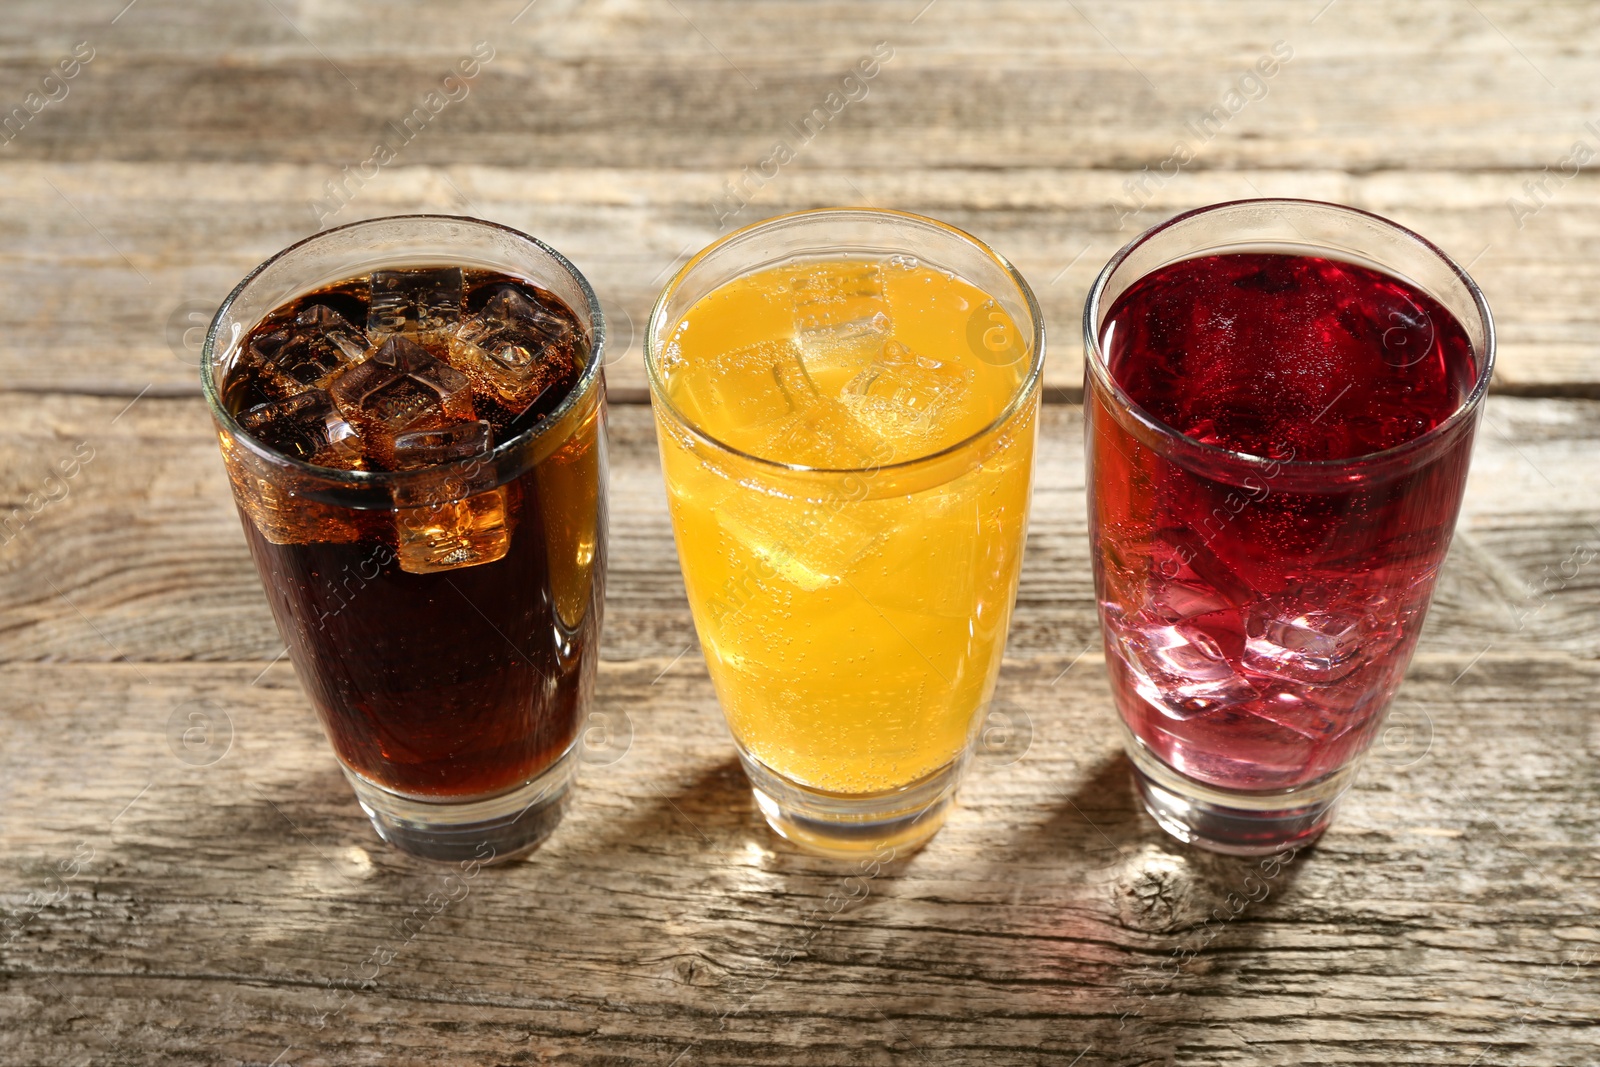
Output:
[1082, 197, 1496, 474]
[199, 213, 607, 488]
[643, 207, 1046, 476]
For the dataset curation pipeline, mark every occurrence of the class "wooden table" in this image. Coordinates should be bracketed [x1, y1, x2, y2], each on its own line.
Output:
[2, 2, 1596, 1063]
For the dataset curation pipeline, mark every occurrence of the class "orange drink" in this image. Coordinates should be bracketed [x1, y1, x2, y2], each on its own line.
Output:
[646, 210, 1043, 856]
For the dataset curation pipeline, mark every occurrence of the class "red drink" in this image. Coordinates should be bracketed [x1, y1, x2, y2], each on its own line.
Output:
[1085, 202, 1493, 857]
[1093, 251, 1479, 793]
[1102, 254, 1477, 463]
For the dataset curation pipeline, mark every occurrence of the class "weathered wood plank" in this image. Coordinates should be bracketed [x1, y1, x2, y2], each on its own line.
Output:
[0, 395, 1594, 669]
[0, 163, 1595, 404]
[0, 0, 1592, 173]
[0, 652, 1595, 1065]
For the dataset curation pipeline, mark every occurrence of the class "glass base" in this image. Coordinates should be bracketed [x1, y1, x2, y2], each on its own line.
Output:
[1120, 722, 1354, 857]
[343, 740, 579, 865]
[737, 747, 963, 859]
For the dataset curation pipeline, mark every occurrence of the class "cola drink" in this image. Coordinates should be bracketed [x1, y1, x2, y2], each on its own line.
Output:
[204, 218, 607, 862]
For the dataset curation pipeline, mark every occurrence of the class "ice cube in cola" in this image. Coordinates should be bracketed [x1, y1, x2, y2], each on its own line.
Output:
[392, 419, 493, 467]
[244, 303, 369, 399]
[327, 334, 478, 469]
[368, 267, 463, 346]
[450, 284, 581, 415]
[237, 388, 352, 464]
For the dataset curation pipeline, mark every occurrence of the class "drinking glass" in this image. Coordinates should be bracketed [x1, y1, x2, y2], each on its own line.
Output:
[1084, 199, 1493, 854]
[202, 215, 607, 864]
[645, 208, 1044, 857]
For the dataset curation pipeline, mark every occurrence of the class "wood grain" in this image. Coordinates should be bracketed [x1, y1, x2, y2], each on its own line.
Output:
[1, 392, 1597, 1063]
[1, 396, 1595, 666]
[1, 652, 1596, 1066]
[1, 163, 1596, 402]
[3, 1, 1598, 1063]
[0, 1, 1597, 397]
[0, 0, 1593, 172]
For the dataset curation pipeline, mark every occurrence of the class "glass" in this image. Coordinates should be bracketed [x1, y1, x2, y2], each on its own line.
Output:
[1084, 199, 1493, 855]
[202, 215, 607, 864]
[645, 208, 1044, 857]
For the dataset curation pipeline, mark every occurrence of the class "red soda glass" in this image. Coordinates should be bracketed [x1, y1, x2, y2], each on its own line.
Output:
[1084, 200, 1494, 854]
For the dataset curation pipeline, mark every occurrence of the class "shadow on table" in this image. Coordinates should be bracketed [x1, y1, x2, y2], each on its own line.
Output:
[982, 749, 1316, 1064]
[575, 753, 931, 880]
[235, 742, 1310, 1066]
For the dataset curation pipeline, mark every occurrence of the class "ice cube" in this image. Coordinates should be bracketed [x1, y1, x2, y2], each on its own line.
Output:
[392, 419, 493, 469]
[311, 423, 366, 471]
[1372, 289, 1438, 369]
[1243, 604, 1367, 684]
[1144, 527, 1256, 606]
[1112, 617, 1258, 719]
[328, 335, 475, 466]
[709, 492, 882, 598]
[788, 261, 893, 379]
[247, 304, 369, 398]
[394, 486, 512, 574]
[368, 267, 463, 345]
[866, 487, 980, 619]
[839, 341, 973, 442]
[1241, 582, 1407, 686]
[237, 388, 353, 464]
[673, 340, 821, 433]
[1143, 578, 1236, 624]
[448, 285, 581, 415]
[753, 394, 885, 469]
[1241, 684, 1374, 743]
[790, 261, 889, 339]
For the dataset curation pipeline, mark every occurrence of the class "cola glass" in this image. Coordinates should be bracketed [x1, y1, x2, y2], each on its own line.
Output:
[202, 216, 607, 863]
